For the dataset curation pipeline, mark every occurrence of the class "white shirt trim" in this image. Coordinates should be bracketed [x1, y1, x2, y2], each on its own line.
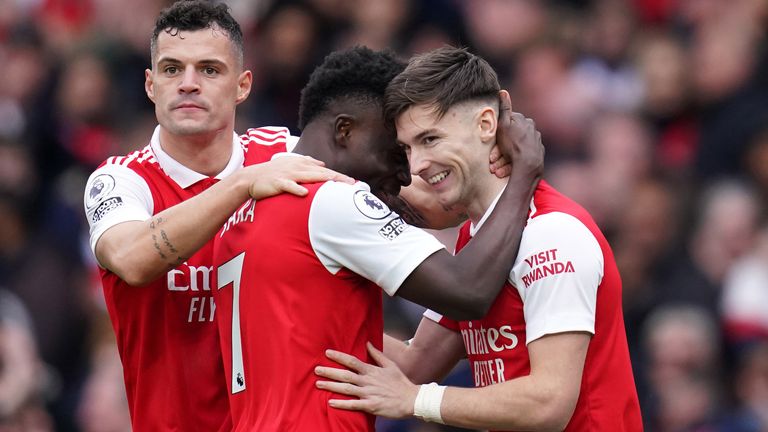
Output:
[149, 125, 245, 189]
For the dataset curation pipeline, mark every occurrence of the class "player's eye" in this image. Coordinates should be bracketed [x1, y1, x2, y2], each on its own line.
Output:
[423, 136, 438, 146]
[202, 66, 218, 76]
[164, 65, 179, 75]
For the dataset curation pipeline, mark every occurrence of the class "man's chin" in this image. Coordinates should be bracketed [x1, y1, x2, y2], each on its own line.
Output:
[165, 122, 213, 136]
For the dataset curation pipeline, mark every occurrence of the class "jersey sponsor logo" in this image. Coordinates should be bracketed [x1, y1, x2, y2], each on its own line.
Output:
[353, 190, 392, 219]
[473, 358, 506, 387]
[86, 174, 116, 209]
[521, 248, 575, 288]
[92, 197, 124, 222]
[461, 322, 519, 387]
[166, 264, 217, 322]
[461, 322, 519, 356]
[167, 264, 213, 292]
[378, 216, 407, 240]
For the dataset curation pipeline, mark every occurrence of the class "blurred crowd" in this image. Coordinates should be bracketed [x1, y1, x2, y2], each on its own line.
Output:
[0, 0, 766, 431]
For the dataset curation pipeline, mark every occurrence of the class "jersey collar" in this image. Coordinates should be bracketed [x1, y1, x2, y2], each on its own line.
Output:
[149, 125, 244, 189]
[469, 183, 507, 237]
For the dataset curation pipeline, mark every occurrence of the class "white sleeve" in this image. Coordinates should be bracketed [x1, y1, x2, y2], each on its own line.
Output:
[84, 164, 154, 254]
[509, 212, 603, 344]
[309, 181, 446, 296]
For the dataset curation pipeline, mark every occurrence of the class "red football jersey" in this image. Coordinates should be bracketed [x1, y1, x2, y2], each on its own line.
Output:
[84, 126, 288, 431]
[426, 181, 642, 431]
[213, 163, 444, 431]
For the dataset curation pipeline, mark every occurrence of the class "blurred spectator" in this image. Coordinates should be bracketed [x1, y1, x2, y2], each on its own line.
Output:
[571, 0, 643, 112]
[613, 177, 682, 347]
[691, 17, 768, 181]
[719, 341, 768, 432]
[242, 1, 325, 133]
[634, 31, 699, 174]
[655, 179, 762, 317]
[641, 305, 723, 431]
[744, 125, 768, 201]
[75, 318, 129, 432]
[462, 0, 546, 80]
[721, 226, 768, 346]
[0, 289, 53, 432]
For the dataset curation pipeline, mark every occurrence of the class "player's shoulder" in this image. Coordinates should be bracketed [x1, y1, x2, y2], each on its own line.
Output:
[529, 180, 598, 229]
[96, 144, 157, 172]
[240, 126, 294, 148]
[313, 181, 394, 218]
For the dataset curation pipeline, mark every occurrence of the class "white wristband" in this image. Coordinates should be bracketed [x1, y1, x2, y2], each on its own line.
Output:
[413, 382, 446, 424]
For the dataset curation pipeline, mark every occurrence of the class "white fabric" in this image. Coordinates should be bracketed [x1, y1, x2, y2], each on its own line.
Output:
[722, 255, 768, 328]
[308, 181, 445, 296]
[510, 212, 602, 344]
[413, 383, 446, 424]
[149, 126, 244, 188]
[85, 164, 154, 254]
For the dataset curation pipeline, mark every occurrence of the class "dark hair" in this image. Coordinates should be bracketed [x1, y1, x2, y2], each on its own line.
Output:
[151, 0, 244, 67]
[298, 46, 406, 131]
[384, 46, 500, 124]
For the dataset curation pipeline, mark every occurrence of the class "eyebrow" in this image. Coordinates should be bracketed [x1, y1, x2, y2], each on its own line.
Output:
[412, 128, 440, 142]
[157, 57, 228, 68]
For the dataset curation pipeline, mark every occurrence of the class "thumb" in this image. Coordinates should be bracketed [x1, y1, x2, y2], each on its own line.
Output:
[498, 89, 512, 113]
[367, 342, 393, 367]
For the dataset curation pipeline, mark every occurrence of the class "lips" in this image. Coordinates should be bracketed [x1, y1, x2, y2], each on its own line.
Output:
[173, 100, 206, 110]
[175, 104, 203, 110]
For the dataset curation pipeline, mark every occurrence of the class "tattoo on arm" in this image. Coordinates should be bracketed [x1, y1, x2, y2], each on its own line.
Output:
[151, 233, 168, 260]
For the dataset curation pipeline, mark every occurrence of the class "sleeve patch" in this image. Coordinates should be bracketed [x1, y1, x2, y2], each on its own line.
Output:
[91, 196, 124, 222]
[378, 216, 407, 241]
[353, 190, 393, 219]
[520, 248, 576, 288]
[85, 174, 116, 209]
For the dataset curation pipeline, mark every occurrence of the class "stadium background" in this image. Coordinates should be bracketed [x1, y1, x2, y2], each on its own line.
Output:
[0, 0, 767, 430]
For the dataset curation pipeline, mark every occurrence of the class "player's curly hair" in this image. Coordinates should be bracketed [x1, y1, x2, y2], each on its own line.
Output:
[151, 0, 244, 67]
[298, 46, 406, 131]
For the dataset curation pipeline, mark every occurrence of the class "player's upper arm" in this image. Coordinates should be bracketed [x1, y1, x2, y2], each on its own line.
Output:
[526, 331, 591, 430]
[308, 181, 445, 295]
[510, 212, 603, 344]
[84, 164, 153, 266]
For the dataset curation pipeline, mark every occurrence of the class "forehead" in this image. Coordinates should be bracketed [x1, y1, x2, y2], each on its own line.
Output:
[154, 27, 236, 65]
[395, 104, 443, 137]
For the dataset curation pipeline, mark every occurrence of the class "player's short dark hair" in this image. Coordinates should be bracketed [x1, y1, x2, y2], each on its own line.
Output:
[384, 46, 500, 123]
[151, 0, 244, 67]
[298, 46, 406, 131]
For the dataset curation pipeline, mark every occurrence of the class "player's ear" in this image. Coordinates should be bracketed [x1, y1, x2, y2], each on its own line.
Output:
[334, 114, 353, 149]
[235, 70, 252, 105]
[478, 105, 498, 143]
[145, 69, 156, 103]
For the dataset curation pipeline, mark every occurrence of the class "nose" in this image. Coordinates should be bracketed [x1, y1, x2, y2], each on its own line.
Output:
[178, 66, 200, 94]
[408, 146, 429, 178]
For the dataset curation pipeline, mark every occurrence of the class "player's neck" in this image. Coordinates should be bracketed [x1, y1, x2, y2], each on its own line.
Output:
[292, 124, 334, 168]
[158, 127, 234, 177]
[466, 174, 507, 226]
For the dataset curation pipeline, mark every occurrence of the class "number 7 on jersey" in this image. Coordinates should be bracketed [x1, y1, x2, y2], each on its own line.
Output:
[217, 252, 246, 394]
